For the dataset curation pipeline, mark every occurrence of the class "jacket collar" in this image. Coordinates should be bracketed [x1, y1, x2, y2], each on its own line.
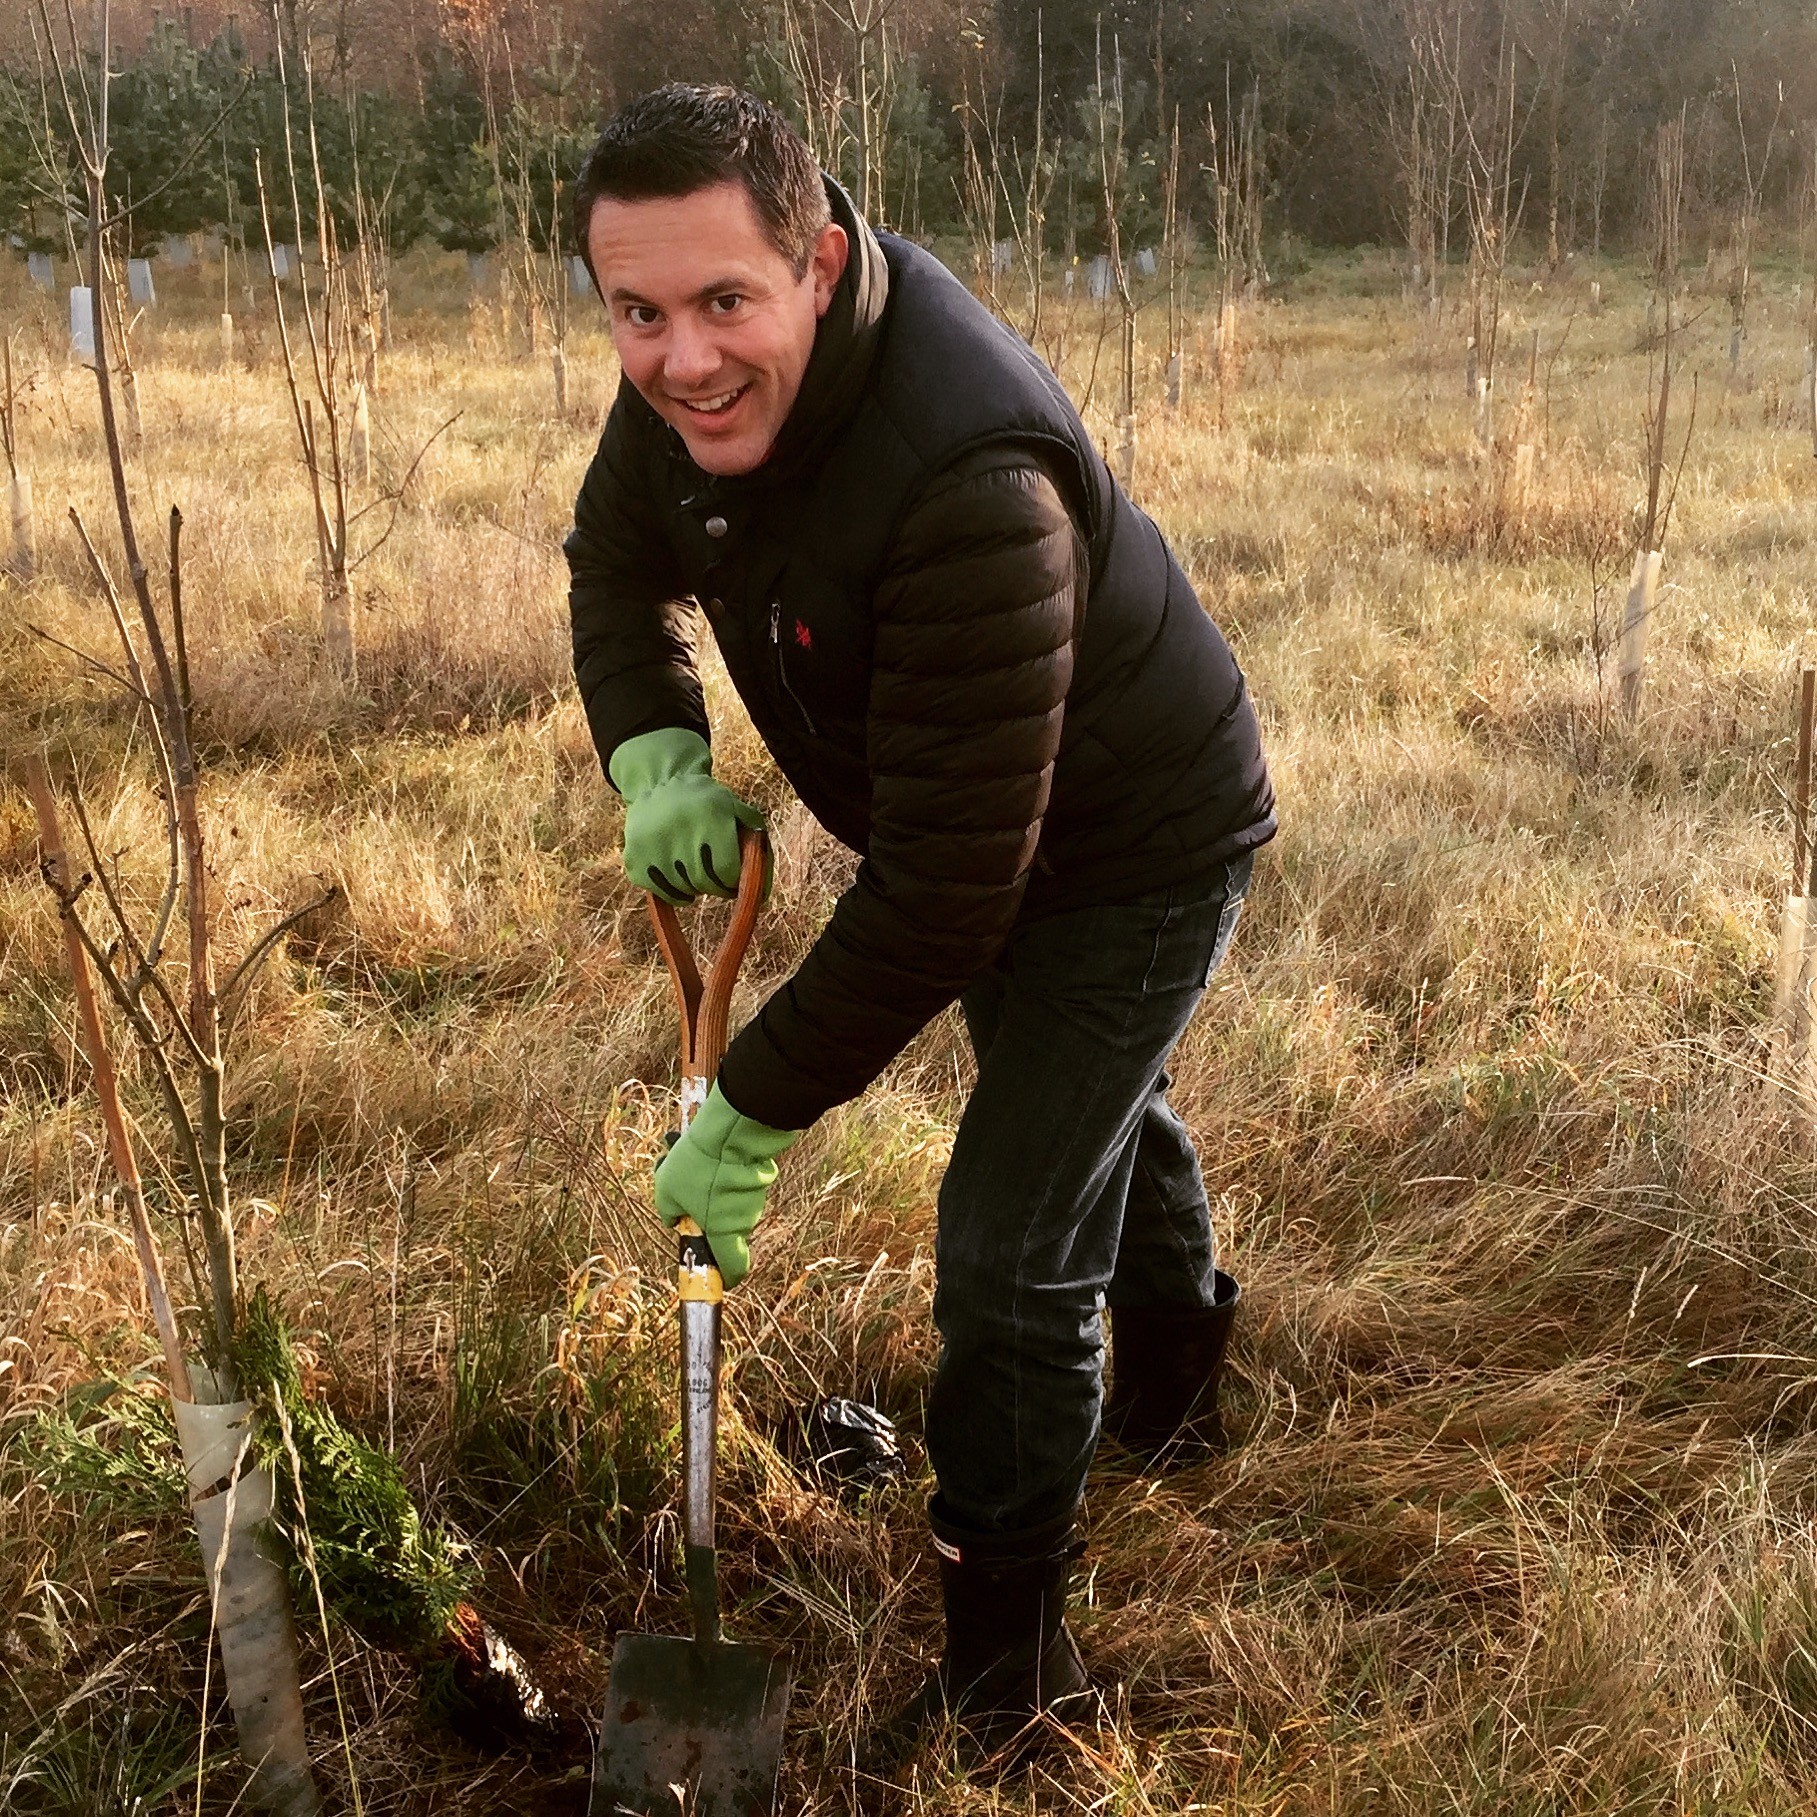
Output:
[747, 177, 888, 487]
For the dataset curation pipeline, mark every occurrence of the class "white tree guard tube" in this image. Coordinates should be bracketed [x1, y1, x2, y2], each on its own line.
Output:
[1618, 549, 1662, 719]
[174, 1388, 321, 1816]
[1776, 896, 1815, 1037]
[8, 473, 33, 579]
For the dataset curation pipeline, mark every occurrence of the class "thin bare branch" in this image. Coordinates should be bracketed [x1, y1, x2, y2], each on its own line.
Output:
[25, 622, 146, 701]
[218, 886, 340, 1045]
[348, 411, 461, 567]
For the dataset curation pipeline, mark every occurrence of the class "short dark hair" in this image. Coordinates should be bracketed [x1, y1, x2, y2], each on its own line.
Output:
[573, 85, 831, 281]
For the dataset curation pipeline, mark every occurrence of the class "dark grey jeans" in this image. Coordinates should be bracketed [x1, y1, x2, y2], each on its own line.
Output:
[926, 853, 1253, 1533]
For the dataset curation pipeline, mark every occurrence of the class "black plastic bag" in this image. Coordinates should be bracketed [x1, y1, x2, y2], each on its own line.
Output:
[789, 1398, 909, 1496]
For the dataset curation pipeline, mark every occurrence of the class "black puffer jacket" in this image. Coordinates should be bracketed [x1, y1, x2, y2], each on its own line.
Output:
[567, 184, 1274, 1131]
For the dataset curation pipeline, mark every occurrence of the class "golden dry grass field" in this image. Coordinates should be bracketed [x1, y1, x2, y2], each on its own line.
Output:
[4, 240, 1817, 1813]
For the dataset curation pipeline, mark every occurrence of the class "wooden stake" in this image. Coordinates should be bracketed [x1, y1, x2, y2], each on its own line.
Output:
[25, 755, 193, 1404]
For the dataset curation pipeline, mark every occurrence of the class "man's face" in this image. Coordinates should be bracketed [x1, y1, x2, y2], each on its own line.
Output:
[587, 180, 848, 476]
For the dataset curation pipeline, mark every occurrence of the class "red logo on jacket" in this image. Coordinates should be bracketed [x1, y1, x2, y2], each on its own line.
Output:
[793, 618, 813, 650]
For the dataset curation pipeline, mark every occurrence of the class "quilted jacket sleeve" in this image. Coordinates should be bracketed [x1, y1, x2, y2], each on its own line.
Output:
[716, 447, 1082, 1131]
[565, 403, 709, 780]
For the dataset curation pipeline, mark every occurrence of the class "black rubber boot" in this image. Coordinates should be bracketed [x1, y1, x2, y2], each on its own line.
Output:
[1102, 1269, 1241, 1463]
[862, 1496, 1094, 1773]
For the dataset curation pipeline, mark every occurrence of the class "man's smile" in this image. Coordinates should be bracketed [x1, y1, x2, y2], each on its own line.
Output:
[672, 383, 751, 418]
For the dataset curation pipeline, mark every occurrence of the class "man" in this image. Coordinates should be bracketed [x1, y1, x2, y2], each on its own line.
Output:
[565, 85, 1274, 1760]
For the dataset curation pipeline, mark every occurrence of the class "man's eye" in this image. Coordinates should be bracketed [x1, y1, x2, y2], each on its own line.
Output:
[707, 294, 743, 316]
[625, 305, 661, 328]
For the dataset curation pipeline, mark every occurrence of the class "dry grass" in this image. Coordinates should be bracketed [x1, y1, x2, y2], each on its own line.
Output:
[4, 239, 1817, 1813]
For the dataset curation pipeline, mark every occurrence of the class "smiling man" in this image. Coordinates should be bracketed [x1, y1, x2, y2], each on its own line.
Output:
[566, 86, 1274, 1763]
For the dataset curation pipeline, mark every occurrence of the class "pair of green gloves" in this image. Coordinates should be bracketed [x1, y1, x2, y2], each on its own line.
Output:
[611, 727, 799, 1288]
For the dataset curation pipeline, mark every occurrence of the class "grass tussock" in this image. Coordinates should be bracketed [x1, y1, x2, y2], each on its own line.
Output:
[3, 243, 1817, 1812]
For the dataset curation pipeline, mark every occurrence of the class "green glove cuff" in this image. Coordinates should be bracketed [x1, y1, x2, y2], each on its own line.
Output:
[653, 1083, 801, 1289]
[608, 726, 714, 800]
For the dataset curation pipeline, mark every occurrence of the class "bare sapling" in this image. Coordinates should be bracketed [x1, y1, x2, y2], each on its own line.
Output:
[1538, 0, 1572, 271]
[821, 0, 898, 222]
[26, 763, 322, 1815]
[1776, 666, 1817, 1054]
[961, 16, 1055, 351]
[1012, 18, 1056, 357]
[955, 47, 1004, 318]
[498, 59, 545, 357]
[3, 335, 35, 578]
[1620, 113, 1695, 721]
[1092, 28, 1137, 488]
[345, 81, 394, 392]
[1460, 20, 1524, 454]
[1588, 98, 1610, 262]
[1163, 108, 1183, 409]
[1722, 69, 1782, 394]
[1205, 73, 1263, 430]
[1803, 135, 1817, 457]
[775, 0, 855, 195]
[1392, 4, 1461, 321]
[259, 14, 359, 675]
[28, 9, 333, 1801]
[552, 178, 571, 416]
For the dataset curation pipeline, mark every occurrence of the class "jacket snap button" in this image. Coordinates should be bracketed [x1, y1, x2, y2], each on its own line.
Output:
[705, 515, 728, 538]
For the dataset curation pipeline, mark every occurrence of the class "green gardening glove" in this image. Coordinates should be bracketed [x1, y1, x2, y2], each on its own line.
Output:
[609, 727, 765, 905]
[654, 1083, 801, 1289]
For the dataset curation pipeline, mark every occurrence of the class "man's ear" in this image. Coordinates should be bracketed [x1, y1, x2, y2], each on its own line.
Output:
[810, 222, 849, 318]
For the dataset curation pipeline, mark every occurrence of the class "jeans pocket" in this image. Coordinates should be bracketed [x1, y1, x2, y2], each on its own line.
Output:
[1204, 853, 1254, 986]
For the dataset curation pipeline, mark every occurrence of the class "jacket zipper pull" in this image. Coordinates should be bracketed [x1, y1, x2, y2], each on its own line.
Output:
[769, 601, 819, 736]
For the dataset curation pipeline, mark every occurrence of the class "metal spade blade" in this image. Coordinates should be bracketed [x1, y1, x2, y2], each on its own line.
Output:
[590, 1631, 791, 1817]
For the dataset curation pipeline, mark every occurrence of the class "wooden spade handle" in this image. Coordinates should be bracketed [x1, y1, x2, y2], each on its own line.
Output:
[646, 824, 768, 1085]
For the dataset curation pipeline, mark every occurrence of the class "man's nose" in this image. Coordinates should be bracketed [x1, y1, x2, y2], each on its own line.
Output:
[664, 315, 721, 391]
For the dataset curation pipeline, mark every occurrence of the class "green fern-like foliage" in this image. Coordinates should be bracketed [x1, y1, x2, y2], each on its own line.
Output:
[235, 1290, 472, 1655]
